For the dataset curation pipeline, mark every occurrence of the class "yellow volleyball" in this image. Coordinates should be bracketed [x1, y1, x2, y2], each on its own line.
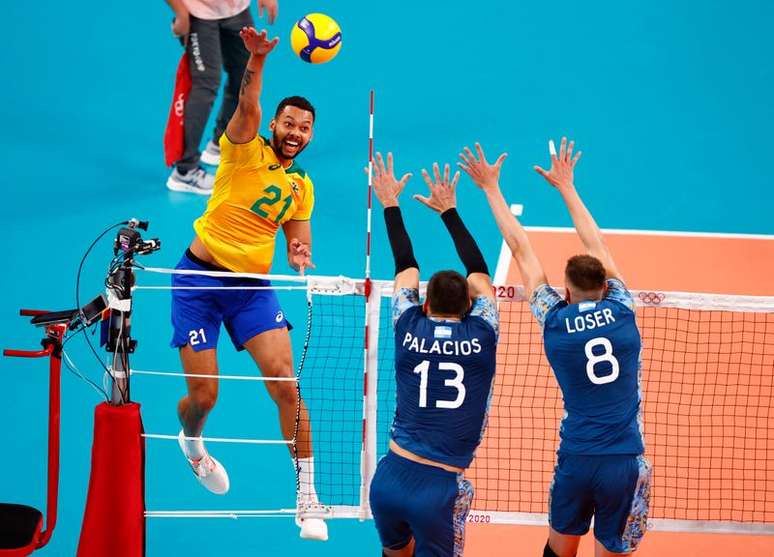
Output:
[290, 13, 342, 64]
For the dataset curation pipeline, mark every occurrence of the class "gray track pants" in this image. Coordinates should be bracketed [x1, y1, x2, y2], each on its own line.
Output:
[177, 8, 253, 173]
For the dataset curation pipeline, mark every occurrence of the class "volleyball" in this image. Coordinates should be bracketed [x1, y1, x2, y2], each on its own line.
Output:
[290, 13, 342, 64]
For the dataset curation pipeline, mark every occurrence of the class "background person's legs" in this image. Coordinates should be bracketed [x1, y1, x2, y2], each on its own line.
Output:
[177, 15, 222, 174]
[212, 8, 253, 145]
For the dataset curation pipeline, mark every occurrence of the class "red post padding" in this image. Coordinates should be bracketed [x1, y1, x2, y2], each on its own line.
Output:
[77, 403, 145, 557]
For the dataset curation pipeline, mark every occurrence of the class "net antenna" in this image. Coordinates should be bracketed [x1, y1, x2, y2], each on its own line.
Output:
[358, 89, 380, 520]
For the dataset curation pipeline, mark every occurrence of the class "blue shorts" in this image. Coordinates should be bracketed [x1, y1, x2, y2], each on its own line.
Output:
[170, 250, 291, 352]
[549, 454, 652, 553]
[369, 451, 474, 557]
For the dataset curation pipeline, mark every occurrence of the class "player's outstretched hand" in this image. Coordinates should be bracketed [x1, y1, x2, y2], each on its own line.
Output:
[458, 143, 507, 193]
[288, 238, 315, 276]
[239, 27, 279, 56]
[258, 0, 279, 25]
[534, 137, 581, 191]
[414, 163, 459, 213]
[367, 152, 412, 208]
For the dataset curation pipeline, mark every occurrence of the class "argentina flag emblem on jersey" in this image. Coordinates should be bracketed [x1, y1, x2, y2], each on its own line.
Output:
[579, 301, 596, 312]
[434, 325, 453, 339]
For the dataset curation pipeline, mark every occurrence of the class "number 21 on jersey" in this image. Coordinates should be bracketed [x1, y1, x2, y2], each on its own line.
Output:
[413, 360, 466, 409]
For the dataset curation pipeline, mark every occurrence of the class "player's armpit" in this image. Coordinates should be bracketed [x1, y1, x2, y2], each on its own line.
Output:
[513, 248, 548, 301]
[225, 101, 261, 145]
[219, 132, 263, 166]
[529, 283, 563, 327]
[470, 295, 500, 338]
[604, 278, 635, 311]
[467, 272, 493, 301]
[391, 282, 420, 325]
[394, 267, 419, 292]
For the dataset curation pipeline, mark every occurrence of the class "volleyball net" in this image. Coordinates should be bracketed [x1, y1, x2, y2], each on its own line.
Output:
[294, 275, 774, 534]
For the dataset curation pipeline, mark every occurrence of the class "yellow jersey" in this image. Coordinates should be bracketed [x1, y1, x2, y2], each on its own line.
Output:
[193, 134, 315, 273]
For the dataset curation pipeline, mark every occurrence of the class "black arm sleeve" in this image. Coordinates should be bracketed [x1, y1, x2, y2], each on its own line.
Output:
[440, 208, 489, 276]
[384, 206, 419, 275]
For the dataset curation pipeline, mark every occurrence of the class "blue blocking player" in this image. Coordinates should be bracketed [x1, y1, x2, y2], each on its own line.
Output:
[460, 140, 651, 557]
[367, 152, 499, 557]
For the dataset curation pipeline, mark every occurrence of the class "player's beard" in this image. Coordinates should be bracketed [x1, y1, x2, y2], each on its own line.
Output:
[272, 130, 308, 160]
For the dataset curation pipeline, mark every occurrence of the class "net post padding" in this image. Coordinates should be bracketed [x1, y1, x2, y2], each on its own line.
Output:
[358, 281, 381, 520]
[77, 403, 145, 557]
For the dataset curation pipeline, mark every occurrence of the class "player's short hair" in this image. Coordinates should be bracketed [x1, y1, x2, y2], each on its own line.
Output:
[426, 270, 469, 318]
[565, 254, 606, 291]
[275, 96, 316, 121]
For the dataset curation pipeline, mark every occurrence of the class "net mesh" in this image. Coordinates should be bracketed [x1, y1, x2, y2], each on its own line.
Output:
[371, 288, 774, 524]
[298, 278, 774, 526]
[298, 292, 364, 508]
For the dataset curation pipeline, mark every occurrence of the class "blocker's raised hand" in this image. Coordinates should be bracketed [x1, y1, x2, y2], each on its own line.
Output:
[458, 142, 507, 192]
[414, 162, 459, 214]
[534, 137, 582, 191]
[368, 152, 412, 208]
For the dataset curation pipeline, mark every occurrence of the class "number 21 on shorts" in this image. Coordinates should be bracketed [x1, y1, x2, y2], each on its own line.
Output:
[189, 328, 208, 346]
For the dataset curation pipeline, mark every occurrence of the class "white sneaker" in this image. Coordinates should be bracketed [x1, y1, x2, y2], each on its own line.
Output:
[177, 430, 230, 495]
[200, 140, 221, 166]
[296, 499, 329, 541]
[166, 166, 214, 195]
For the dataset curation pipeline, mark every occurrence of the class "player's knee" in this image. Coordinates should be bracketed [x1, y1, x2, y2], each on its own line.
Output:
[266, 381, 297, 408]
[543, 541, 573, 557]
[189, 383, 218, 413]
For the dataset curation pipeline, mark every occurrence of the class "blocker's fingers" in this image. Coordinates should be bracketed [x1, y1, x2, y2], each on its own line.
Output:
[458, 152, 471, 166]
[474, 142, 487, 163]
[566, 140, 575, 162]
[494, 153, 508, 169]
[413, 194, 433, 209]
[443, 163, 450, 185]
[457, 162, 471, 173]
[548, 139, 557, 157]
[387, 152, 395, 175]
[432, 162, 442, 185]
[559, 137, 567, 160]
[464, 146, 476, 163]
[572, 151, 583, 165]
[421, 168, 434, 189]
[375, 152, 386, 174]
[534, 165, 550, 178]
[398, 172, 413, 187]
[450, 171, 460, 190]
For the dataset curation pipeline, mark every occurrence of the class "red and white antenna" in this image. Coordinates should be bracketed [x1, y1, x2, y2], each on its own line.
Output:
[360, 89, 377, 518]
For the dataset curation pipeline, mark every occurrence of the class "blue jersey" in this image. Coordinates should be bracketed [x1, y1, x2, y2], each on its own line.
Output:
[390, 288, 499, 469]
[530, 279, 644, 456]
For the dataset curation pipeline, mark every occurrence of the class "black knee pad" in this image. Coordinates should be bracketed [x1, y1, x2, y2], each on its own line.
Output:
[544, 541, 572, 557]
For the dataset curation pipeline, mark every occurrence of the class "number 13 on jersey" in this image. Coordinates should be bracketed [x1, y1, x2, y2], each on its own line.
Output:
[413, 360, 466, 409]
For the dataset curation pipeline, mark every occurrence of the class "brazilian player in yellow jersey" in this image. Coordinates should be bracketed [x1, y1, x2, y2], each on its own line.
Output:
[169, 26, 327, 541]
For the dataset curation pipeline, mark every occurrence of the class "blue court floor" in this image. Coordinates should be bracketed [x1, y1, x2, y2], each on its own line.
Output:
[1, 1, 773, 555]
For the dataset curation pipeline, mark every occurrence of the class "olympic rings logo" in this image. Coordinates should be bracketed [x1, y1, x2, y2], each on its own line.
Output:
[638, 292, 666, 305]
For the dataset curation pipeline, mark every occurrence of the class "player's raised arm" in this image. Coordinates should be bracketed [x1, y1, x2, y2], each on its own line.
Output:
[225, 27, 279, 144]
[413, 162, 493, 301]
[460, 143, 548, 299]
[369, 152, 418, 291]
[535, 137, 623, 281]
